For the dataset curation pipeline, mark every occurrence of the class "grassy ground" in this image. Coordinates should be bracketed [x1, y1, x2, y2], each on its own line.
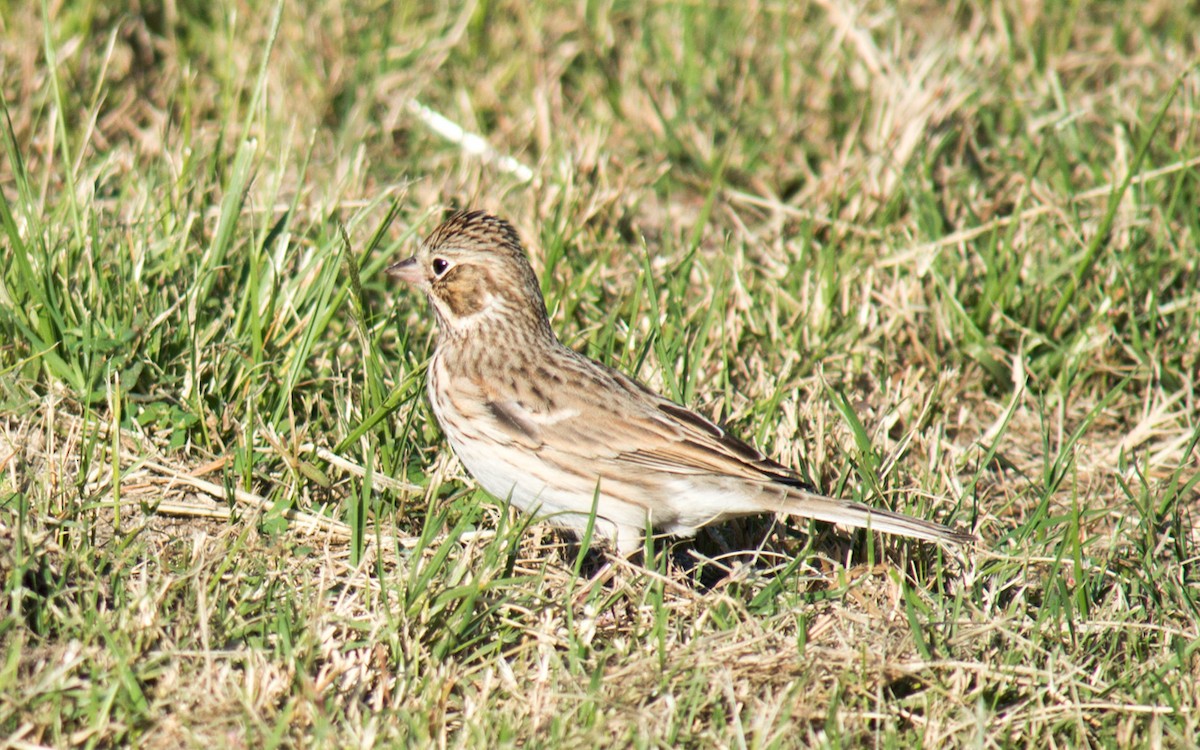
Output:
[2, 0, 1198, 746]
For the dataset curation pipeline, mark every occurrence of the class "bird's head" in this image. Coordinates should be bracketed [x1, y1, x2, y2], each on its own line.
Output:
[389, 210, 552, 339]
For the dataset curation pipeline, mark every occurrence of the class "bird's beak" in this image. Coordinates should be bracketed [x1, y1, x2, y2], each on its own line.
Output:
[386, 256, 422, 285]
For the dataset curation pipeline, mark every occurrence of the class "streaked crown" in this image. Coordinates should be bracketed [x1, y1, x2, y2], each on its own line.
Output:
[389, 210, 553, 339]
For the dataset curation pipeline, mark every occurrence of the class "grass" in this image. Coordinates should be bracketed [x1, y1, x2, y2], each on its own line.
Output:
[2, 0, 1198, 746]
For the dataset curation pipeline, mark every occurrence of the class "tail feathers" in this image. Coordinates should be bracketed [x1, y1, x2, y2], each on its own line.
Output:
[770, 490, 975, 544]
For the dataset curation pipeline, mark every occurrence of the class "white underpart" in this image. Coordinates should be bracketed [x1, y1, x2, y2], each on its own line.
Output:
[430, 380, 778, 556]
[429, 367, 652, 553]
[424, 353, 967, 553]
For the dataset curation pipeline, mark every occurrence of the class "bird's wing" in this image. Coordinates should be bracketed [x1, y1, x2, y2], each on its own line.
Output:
[573, 370, 975, 544]
[485, 399, 544, 445]
[469, 355, 972, 544]
[476, 386, 581, 450]
[602, 372, 812, 487]
[476, 352, 812, 488]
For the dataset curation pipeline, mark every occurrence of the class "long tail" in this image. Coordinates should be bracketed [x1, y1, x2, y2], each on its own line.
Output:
[769, 489, 975, 544]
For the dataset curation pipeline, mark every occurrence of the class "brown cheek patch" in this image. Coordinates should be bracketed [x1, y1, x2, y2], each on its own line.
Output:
[435, 266, 488, 317]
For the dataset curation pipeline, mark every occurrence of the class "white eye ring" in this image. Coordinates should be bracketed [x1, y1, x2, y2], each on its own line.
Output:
[432, 258, 451, 276]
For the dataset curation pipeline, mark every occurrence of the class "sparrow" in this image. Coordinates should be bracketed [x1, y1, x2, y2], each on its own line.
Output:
[388, 210, 974, 556]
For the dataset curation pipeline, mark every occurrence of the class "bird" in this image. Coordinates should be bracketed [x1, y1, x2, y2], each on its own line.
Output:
[388, 209, 975, 557]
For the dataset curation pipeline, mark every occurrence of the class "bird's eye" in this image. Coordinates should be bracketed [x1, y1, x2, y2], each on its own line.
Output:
[432, 258, 450, 276]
